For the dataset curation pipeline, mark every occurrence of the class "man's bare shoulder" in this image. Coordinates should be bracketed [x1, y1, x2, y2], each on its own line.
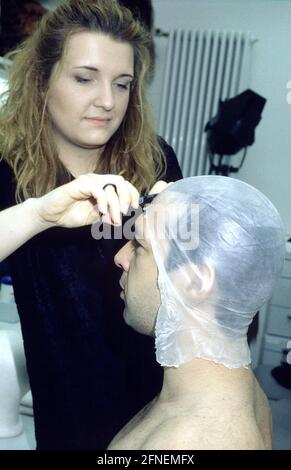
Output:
[108, 382, 272, 451]
[140, 414, 268, 450]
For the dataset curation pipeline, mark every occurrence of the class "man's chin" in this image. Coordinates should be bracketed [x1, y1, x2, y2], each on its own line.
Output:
[122, 309, 149, 336]
[123, 308, 129, 325]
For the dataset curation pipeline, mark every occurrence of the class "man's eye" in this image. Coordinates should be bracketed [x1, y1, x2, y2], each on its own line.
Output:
[132, 238, 141, 249]
[74, 76, 92, 84]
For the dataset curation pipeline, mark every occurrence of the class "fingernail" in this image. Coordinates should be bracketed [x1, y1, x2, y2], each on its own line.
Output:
[114, 214, 122, 225]
[122, 203, 129, 215]
[99, 206, 107, 215]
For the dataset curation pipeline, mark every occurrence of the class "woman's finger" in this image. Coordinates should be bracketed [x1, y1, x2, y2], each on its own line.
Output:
[114, 182, 131, 215]
[149, 180, 169, 195]
[101, 176, 139, 214]
[68, 174, 139, 223]
[91, 186, 108, 215]
[68, 177, 109, 215]
[103, 184, 122, 225]
[125, 181, 140, 210]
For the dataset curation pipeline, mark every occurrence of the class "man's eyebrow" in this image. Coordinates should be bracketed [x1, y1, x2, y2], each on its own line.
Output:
[72, 66, 134, 78]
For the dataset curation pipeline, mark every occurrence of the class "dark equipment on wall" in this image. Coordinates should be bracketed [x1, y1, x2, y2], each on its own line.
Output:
[204, 89, 267, 176]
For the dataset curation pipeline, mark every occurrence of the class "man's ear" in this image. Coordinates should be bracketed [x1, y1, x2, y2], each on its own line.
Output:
[186, 262, 215, 302]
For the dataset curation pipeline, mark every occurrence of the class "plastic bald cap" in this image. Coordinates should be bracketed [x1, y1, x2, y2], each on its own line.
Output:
[144, 176, 285, 368]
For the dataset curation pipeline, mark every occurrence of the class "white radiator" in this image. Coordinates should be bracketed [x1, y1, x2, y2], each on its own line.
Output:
[158, 29, 256, 177]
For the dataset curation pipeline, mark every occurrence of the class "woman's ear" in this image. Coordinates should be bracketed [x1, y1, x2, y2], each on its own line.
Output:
[187, 262, 215, 302]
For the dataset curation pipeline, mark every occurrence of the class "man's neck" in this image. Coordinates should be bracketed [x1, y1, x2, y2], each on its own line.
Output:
[158, 358, 254, 415]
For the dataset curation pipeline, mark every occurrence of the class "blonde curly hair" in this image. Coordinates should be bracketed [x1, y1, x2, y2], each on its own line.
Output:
[0, 0, 165, 202]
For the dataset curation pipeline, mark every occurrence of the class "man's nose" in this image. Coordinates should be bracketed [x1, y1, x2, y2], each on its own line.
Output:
[94, 81, 114, 110]
[114, 241, 132, 271]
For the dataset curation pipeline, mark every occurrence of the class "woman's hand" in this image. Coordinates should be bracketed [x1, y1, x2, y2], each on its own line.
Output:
[34, 174, 140, 229]
[149, 180, 172, 195]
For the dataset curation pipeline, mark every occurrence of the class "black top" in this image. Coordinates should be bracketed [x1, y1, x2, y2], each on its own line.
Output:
[0, 138, 183, 450]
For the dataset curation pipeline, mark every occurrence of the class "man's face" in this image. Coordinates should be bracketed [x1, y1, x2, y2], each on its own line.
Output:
[114, 213, 161, 336]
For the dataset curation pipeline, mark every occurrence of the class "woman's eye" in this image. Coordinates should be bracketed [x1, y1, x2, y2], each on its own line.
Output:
[74, 76, 92, 84]
[115, 82, 130, 90]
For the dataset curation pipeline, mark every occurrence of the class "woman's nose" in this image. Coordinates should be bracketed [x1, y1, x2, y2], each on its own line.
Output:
[114, 242, 132, 271]
[94, 82, 114, 110]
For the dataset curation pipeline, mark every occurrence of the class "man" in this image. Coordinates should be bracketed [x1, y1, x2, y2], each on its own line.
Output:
[109, 176, 285, 450]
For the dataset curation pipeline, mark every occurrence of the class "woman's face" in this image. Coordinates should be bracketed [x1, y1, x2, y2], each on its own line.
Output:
[47, 31, 134, 154]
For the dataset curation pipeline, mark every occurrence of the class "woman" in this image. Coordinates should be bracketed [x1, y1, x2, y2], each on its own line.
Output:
[0, 0, 182, 449]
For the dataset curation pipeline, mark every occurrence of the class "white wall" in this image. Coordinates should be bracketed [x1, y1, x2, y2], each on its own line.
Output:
[151, 0, 291, 236]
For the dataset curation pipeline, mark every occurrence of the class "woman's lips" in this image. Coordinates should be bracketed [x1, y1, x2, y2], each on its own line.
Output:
[85, 117, 111, 125]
